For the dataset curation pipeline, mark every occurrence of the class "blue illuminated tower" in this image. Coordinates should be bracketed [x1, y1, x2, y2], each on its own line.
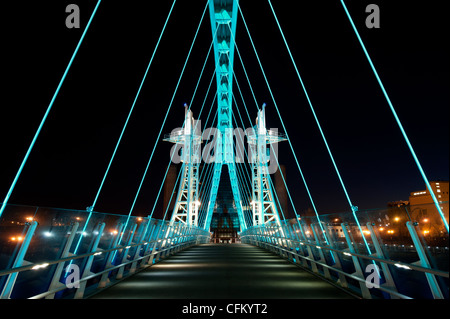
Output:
[165, 0, 286, 232]
[163, 105, 202, 226]
[248, 104, 287, 226]
[202, 0, 246, 232]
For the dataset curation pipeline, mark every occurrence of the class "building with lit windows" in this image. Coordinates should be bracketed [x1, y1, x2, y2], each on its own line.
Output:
[408, 181, 449, 241]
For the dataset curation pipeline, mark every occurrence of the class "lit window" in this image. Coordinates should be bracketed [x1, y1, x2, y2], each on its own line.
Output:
[438, 195, 441, 198]
[437, 189, 441, 192]
[436, 183, 440, 185]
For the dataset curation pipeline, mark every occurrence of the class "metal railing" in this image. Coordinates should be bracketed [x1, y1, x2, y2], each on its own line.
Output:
[0, 204, 210, 299]
[240, 202, 449, 299]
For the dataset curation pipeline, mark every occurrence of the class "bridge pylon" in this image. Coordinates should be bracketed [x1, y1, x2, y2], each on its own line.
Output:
[248, 104, 287, 227]
[163, 105, 202, 227]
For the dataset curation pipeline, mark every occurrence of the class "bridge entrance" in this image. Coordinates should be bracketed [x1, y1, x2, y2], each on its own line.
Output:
[210, 167, 242, 244]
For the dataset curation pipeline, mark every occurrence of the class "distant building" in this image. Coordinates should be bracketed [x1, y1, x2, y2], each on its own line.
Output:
[409, 181, 449, 207]
[387, 200, 409, 207]
[408, 181, 449, 239]
[274, 164, 288, 218]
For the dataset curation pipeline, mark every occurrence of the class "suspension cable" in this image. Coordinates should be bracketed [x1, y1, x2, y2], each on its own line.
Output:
[0, 0, 102, 218]
[339, 0, 448, 232]
[69, 1, 178, 262]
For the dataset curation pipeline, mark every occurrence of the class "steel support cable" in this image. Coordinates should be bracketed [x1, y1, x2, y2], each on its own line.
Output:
[198, 125, 221, 229]
[69, 1, 178, 262]
[231, 72, 264, 211]
[76, 1, 209, 264]
[147, 80, 213, 225]
[197, 112, 220, 224]
[233, 58, 294, 229]
[90, 0, 178, 213]
[230, 48, 286, 228]
[198, 160, 216, 227]
[338, 0, 448, 232]
[231, 100, 258, 227]
[227, 84, 257, 226]
[231, 100, 255, 196]
[233, 86, 299, 226]
[155, 53, 219, 227]
[0, 0, 103, 218]
[231, 126, 259, 227]
[161, 163, 183, 221]
[158, 91, 215, 226]
[237, 5, 339, 247]
[233, 34, 309, 232]
[198, 110, 219, 184]
[266, 1, 372, 252]
[233, 77, 289, 227]
[231, 145, 252, 220]
[118, 0, 209, 226]
[266, 3, 377, 269]
[232, 98, 291, 226]
[232, 42, 307, 238]
[138, 21, 216, 225]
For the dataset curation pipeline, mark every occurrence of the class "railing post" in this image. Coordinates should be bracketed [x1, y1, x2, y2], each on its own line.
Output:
[74, 222, 105, 299]
[45, 222, 79, 299]
[141, 222, 157, 267]
[0, 221, 38, 299]
[130, 221, 151, 274]
[323, 224, 348, 288]
[283, 223, 295, 262]
[406, 221, 444, 299]
[366, 222, 399, 298]
[341, 223, 372, 299]
[292, 223, 309, 268]
[97, 223, 125, 288]
[311, 223, 331, 279]
[153, 223, 165, 263]
[116, 223, 138, 280]
[171, 224, 180, 252]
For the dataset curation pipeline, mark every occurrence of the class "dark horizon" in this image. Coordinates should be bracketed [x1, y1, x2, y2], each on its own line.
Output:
[1, 0, 448, 220]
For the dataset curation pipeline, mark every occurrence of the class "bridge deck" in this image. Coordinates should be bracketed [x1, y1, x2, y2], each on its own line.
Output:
[90, 244, 355, 299]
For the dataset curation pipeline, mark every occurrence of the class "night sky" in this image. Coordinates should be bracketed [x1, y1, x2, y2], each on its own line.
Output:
[1, 0, 448, 220]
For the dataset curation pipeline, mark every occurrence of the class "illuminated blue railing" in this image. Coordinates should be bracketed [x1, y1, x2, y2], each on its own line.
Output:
[0, 204, 210, 299]
[240, 202, 449, 299]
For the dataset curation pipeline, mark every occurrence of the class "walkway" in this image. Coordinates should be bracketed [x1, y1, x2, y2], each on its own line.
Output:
[90, 244, 355, 299]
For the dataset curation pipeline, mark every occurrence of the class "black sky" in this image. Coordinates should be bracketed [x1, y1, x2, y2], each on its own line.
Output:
[1, 0, 448, 220]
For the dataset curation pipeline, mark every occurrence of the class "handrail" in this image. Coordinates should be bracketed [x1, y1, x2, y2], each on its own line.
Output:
[242, 234, 412, 299]
[0, 233, 210, 278]
[240, 233, 449, 279]
[27, 237, 202, 299]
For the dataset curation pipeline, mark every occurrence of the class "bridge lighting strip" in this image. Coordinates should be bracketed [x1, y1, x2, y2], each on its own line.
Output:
[338, 0, 448, 232]
[0, 0, 102, 218]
